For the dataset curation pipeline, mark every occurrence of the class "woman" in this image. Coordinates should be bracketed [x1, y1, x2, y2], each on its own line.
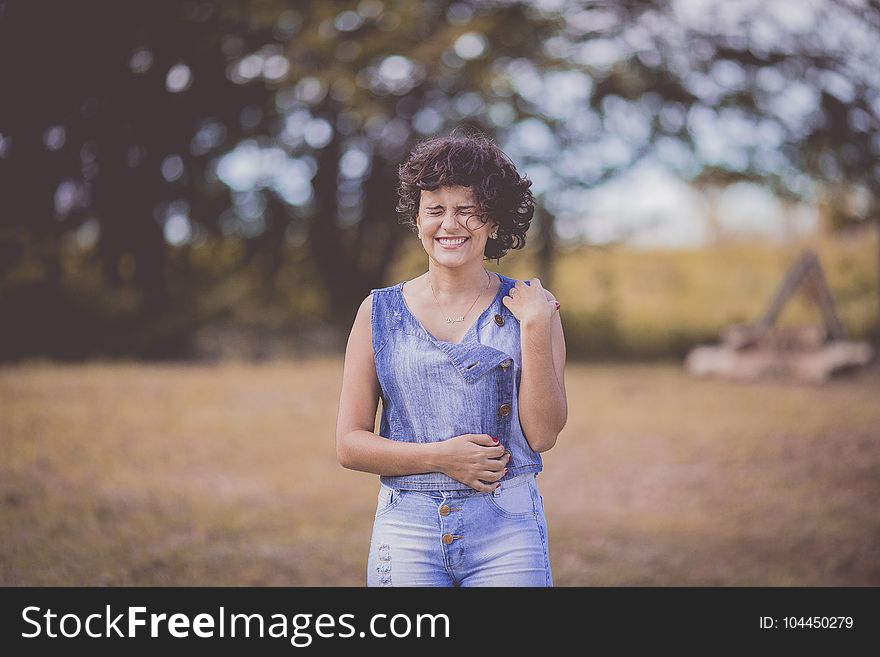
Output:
[335, 131, 567, 586]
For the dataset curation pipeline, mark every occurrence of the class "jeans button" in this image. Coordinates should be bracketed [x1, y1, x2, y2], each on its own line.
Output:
[499, 403, 511, 416]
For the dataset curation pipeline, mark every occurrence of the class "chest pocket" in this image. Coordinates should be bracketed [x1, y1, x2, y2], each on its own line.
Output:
[434, 342, 513, 383]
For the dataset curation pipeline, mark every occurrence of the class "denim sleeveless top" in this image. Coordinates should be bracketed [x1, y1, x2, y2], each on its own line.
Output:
[370, 271, 543, 491]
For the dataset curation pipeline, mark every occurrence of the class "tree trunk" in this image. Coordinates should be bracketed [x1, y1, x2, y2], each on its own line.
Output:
[536, 205, 556, 291]
[308, 122, 350, 322]
[876, 214, 880, 350]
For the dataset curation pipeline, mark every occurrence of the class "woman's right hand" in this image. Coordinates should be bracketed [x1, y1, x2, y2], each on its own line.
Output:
[434, 434, 511, 492]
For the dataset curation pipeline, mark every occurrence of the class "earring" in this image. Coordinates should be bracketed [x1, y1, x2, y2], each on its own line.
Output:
[490, 231, 498, 239]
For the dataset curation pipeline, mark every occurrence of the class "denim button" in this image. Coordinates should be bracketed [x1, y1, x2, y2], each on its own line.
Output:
[442, 533, 454, 545]
[494, 314, 504, 326]
[499, 403, 511, 416]
[439, 504, 451, 516]
[500, 359, 512, 370]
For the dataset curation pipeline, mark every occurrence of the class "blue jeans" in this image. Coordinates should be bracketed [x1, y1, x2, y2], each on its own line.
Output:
[367, 473, 552, 587]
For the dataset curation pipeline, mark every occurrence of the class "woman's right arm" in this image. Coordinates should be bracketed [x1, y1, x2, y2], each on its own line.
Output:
[335, 295, 508, 492]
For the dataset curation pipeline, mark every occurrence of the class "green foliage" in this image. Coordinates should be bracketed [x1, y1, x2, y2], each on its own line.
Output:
[3, 1, 880, 359]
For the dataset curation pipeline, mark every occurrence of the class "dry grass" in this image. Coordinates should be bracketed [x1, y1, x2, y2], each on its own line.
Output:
[1, 358, 878, 586]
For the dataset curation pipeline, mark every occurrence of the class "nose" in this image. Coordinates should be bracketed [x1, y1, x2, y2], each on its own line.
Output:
[440, 211, 460, 233]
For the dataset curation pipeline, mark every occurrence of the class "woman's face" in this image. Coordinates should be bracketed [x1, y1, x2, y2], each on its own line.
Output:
[416, 185, 497, 269]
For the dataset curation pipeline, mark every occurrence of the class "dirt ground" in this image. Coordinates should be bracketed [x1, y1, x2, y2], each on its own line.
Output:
[1, 358, 878, 586]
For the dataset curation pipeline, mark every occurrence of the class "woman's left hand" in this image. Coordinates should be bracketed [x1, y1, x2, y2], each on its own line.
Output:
[502, 278, 559, 327]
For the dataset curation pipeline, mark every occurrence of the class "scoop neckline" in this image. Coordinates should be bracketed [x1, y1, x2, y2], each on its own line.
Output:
[398, 272, 506, 346]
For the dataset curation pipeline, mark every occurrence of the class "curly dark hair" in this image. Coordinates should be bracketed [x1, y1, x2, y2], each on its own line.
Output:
[396, 130, 534, 260]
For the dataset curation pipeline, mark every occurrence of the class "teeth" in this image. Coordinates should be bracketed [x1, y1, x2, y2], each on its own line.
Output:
[437, 237, 467, 244]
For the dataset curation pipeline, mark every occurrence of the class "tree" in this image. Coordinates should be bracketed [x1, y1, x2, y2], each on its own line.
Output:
[0, 1, 278, 357]
[2, 0, 878, 359]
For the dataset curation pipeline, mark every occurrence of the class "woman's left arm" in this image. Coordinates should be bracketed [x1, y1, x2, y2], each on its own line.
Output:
[502, 278, 567, 453]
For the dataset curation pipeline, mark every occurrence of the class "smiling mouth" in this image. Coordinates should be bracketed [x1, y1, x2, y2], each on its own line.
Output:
[435, 236, 469, 248]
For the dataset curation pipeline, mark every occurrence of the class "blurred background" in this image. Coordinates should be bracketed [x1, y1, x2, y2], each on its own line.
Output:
[1, 0, 878, 585]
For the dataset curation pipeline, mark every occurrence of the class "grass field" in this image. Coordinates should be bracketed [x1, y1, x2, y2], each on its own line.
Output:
[2, 358, 878, 586]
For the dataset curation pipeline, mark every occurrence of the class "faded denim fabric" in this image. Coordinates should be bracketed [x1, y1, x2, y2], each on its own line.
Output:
[367, 472, 552, 587]
[370, 271, 543, 491]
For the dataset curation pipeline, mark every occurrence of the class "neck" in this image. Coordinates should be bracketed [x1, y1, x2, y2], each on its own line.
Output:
[426, 261, 489, 297]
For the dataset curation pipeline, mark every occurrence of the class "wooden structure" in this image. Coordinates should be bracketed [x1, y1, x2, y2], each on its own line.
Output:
[684, 250, 874, 383]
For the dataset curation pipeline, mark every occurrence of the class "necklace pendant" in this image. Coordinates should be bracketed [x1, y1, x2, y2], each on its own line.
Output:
[429, 269, 491, 328]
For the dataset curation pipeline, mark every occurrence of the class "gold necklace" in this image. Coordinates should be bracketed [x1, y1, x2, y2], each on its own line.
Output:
[428, 269, 491, 324]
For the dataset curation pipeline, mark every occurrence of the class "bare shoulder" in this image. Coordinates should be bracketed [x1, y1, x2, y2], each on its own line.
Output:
[543, 286, 566, 348]
[347, 293, 374, 343]
[352, 292, 373, 332]
[357, 292, 373, 316]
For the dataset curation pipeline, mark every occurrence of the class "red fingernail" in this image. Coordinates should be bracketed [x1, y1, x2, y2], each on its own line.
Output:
[491, 437, 499, 443]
